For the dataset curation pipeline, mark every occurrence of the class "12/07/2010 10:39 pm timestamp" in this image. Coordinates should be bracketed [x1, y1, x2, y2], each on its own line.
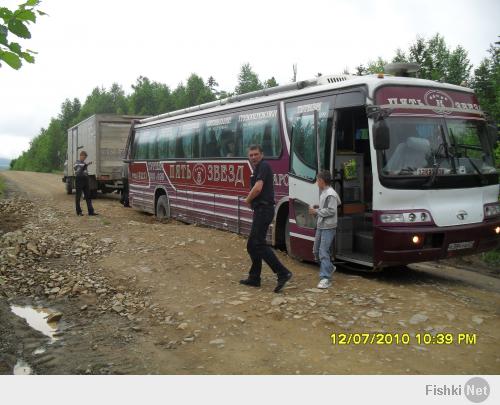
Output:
[330, 332, 477, 346]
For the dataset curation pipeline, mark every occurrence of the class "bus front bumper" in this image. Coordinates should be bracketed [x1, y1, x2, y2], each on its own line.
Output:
[374, 219, 500, 267]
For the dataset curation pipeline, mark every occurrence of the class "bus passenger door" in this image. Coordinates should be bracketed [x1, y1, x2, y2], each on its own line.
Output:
[287, 110, 323, 261]
[331, 99, 373, 267]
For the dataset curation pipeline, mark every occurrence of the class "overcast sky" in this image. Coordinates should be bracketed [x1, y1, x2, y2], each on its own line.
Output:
[1, 0, 499, 159]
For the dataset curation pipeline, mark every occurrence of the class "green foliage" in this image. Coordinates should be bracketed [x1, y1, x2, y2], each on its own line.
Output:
[0, 175, 5, 197]
[0, 0, 45, 70]
[11, 72, 222, 172]
[129, 76, 173, 115]
[470, 40, 500, 168]
[235, 63, 264, 95]
[264, 77, 279, 88]
[9, 41, 498, 176]
[481, 249, 500, 267]
[358, 34, 473, 86]
[356, 57, 388, 75]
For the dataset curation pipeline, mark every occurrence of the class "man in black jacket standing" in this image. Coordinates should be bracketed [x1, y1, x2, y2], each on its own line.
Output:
[74, 151, 97, 216]
[240, 144, 292, 293]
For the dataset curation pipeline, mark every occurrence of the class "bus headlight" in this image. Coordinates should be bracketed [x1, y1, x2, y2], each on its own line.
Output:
[380, 213, 405, 223]
[379, 210, 433, 225]
[484, 202, 500, 219]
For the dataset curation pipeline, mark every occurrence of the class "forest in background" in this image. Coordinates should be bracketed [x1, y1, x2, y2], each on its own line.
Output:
[9, 33, 500, 171]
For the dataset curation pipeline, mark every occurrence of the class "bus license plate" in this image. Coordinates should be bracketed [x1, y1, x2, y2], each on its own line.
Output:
[447, 241, 474, 251]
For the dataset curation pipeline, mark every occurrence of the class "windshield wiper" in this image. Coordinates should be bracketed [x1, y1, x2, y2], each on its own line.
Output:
[423, 125, 449, 187]
[449, 129, 488, 185]
[423, 146, 444, 187]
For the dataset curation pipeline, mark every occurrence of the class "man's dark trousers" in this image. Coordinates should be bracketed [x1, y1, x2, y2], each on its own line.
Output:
[247, 205, 289, 281]
[75, 177, 95, 215]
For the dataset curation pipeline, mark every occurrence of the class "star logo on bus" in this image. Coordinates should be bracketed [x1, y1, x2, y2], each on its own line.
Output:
[424, 90, 454, 115]
[193, 164, 207, 185]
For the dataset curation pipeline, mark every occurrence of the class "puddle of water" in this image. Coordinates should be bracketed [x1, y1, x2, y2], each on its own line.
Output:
[13, 360, 32, 375]
[33, 347, 46, 355]
[10, 305, 59, 342]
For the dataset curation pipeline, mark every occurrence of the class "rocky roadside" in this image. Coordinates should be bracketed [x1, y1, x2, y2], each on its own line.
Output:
[0, 197, 182, 374]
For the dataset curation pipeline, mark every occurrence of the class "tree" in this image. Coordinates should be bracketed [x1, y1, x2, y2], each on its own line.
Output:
[355, 57, 387, 75]
[235, 63, 263, 95]
[184, 74, 216, 107]
[392, 48, 409, 63]
[264, 76, 278, 88]
[76, 87, 117, 122]
[446, 45, 472, 85]
[424, 34, 450, 81]
[207, 75, 220, 98]
[0, 0, 46, 70]
[109, 83, 129, 114]
[128, 76, 172, 116]
[472, 41, 500, 123]
[408, 36, 428, 76]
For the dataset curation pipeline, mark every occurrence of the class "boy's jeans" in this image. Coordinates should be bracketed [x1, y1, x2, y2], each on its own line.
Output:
[313, 228, 336, 280]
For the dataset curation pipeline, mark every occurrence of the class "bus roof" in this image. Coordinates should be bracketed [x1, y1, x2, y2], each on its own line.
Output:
[136, 75, 475, 129]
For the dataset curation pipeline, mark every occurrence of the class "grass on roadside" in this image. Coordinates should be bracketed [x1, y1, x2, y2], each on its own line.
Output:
[101, 218, 111, 226]
[0, 175, 5, 198]
[482, 249, 500, 267]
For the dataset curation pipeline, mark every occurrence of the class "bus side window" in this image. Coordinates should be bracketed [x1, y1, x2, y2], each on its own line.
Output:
[137, 129, 150, 160]
[262, 124, 273, 156]
[175, 133, 185, 158]
[192, 132, 200, 159]
[286, 96, 334, 179]
[167, 126, 178, 158]
[206, 129, 220, 157]
[148, 128, 158, 160]
[289, 113, 317, 180]
[240, 107, 280, 157]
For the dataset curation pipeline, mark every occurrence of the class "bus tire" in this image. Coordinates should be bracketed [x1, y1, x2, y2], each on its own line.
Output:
[156, 195, 170, 220]
[65, 178, 72, 195]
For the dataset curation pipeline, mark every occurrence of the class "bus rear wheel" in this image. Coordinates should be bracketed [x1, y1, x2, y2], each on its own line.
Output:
[156, 195, 170, 221]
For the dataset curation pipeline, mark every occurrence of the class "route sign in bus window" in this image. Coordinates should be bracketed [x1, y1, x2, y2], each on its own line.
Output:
[203, 115, 237, 158]
[238, 107, 280, 158]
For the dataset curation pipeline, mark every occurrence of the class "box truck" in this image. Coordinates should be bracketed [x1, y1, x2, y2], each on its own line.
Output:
[63, 114, 143, 197]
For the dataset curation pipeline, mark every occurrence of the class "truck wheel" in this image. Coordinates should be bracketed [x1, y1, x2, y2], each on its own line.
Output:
[66, 178, 72, 195]
[156, 195, 170, 221]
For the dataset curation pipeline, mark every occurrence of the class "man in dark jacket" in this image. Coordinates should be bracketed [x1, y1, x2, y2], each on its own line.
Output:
[240, 144, 292, 293]
[74, 151, 97, 216]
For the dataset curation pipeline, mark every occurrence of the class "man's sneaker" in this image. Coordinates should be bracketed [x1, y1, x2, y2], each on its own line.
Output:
[239, 278, 261, 287]
[274, 271, 292, 293]
[88, 212, 99, 216]
[317, 278, 332, 289]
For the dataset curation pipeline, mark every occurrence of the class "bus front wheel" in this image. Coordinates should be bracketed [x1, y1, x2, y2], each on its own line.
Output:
[156, 195, 170, 220]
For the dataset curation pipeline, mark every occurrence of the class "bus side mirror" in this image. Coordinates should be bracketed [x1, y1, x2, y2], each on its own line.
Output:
[373, 119, 390, 150]
[487, 124, 498, 148]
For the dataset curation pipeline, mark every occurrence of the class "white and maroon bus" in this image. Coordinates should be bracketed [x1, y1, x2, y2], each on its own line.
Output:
[124, 71, 500, 270]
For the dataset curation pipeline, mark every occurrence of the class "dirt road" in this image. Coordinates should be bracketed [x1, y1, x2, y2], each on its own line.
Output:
[1, 171, 499, 375]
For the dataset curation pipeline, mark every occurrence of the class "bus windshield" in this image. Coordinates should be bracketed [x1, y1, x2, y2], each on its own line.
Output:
[379, 117, 497, 184]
